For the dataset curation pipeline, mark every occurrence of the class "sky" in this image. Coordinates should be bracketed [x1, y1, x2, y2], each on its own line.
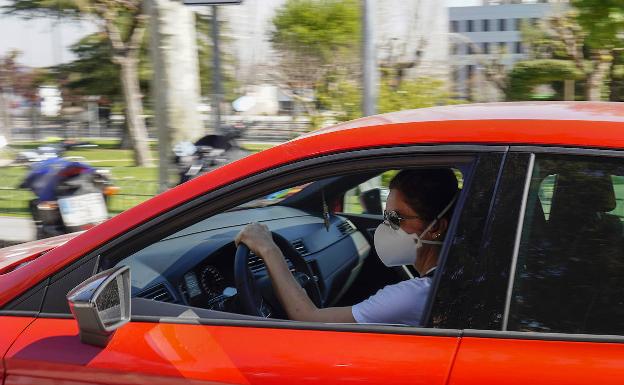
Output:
[0, 0, 482, 68]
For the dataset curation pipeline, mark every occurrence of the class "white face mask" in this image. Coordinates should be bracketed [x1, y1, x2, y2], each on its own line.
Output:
[373, 194, 458, 267]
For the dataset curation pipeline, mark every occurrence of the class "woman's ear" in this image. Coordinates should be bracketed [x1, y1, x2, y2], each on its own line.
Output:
[433, 217, 449, 238]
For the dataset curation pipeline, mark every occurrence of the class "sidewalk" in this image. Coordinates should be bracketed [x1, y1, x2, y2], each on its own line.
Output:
[0, 216, 35, 247]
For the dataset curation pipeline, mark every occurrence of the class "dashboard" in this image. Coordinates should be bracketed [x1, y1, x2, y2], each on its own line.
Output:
[119, 205, 372, 318]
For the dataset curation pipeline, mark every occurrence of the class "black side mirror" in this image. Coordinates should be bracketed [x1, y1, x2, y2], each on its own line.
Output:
[67, 265, 131, 347]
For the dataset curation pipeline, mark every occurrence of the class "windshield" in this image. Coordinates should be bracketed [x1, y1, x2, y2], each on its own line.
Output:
[234, 183, 312, 209]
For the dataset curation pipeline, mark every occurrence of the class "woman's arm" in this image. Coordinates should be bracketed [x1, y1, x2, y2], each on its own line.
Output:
[236, 223, 355, 323]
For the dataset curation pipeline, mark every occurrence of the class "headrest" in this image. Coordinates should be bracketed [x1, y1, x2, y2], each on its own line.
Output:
[551, 170, 616, 215]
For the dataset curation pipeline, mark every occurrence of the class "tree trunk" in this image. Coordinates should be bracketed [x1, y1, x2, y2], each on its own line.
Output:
[0, 91, 12, 142]
[586, 50, 613, 101]
[119, 58, 152, 166]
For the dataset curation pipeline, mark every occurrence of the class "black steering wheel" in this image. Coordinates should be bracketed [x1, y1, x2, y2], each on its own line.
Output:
[235, 232, 322, 318]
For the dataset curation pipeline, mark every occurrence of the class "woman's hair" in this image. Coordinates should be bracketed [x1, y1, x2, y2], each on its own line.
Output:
[389, 169, 458, 221]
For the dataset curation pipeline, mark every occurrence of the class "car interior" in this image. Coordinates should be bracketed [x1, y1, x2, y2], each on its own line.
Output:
[100, 166, 466, 325]
[510, 158, 624, 334]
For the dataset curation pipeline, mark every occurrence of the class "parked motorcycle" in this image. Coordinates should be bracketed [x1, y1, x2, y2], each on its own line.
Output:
[19, 155, 119, 239]
[174, 124, 250, 185]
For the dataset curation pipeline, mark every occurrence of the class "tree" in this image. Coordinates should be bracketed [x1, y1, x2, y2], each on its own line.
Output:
[571, 0, 624, 100]
[0, 50, 50, 140]
[0, 51, 20, 141]
[492, 12, 624, 101]
[271, 0, 361, 115]
[506, 59, 584, 101]
[317, 67, 455, 123]
[56, 32, 151, 105]
[4, 0, 153, 166]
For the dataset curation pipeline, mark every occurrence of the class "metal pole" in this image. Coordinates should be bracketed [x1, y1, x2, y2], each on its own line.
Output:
[362, 0, 377, 116]
[211, 5, 222, 134]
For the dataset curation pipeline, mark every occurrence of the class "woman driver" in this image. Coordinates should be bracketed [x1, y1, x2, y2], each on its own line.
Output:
[235, 169, 458, 326]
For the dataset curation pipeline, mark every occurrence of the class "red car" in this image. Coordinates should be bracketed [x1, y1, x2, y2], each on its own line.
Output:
[1, 102, 624, 385]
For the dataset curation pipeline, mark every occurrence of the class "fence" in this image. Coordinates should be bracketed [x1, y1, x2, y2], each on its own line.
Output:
[8, 114, 312, 143]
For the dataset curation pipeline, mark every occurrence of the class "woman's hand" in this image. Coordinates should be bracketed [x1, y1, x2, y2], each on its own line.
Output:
[235, 223, 279, 258]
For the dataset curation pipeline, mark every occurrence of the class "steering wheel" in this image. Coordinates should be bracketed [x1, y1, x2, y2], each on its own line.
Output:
[235, 232, 322, 317]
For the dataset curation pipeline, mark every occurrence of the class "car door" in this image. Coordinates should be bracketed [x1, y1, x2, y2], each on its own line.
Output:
[448, 149, 624, 385]
[3, 148, 503, 385]
[0, 316, 34, 381]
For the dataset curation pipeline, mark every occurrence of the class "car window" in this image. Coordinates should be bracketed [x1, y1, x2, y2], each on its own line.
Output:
[103, 163, 469, 328]
[342, 173, 391, 214]
[508, 155, 624, 335]
[342, 169, 464, 215]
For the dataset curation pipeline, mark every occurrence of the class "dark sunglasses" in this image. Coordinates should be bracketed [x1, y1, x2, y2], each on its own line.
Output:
[383, 210, 423, 230]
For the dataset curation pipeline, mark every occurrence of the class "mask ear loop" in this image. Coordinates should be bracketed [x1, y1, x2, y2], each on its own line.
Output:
[415, 191, 459, 247]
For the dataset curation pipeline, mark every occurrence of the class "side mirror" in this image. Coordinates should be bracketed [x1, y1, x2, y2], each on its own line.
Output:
[67, 265, 131, 347]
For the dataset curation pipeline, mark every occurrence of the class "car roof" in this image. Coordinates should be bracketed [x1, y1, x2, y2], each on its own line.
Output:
[306, 102, 624, 137]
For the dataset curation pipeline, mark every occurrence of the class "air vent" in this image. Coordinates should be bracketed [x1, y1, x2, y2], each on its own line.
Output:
[248, 252, 265, 272]
[137, 284, 174, 303]
[291, 239, 309, 255]
[247, 250, 296, 272]
[337, 221, 356, 236]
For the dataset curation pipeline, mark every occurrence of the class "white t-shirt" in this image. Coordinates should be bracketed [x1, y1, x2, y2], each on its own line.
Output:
[351, 276, 432, 326]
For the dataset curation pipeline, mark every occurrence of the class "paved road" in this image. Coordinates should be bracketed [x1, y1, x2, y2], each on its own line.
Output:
[0, 216, 35, 247]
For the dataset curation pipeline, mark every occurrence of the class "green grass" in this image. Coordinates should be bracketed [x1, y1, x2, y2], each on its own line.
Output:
[1, 142, 156, 217]
[0, 140, 274, 217]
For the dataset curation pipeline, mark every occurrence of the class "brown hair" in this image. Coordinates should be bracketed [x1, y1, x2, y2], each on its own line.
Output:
[389, 169, 458, 221]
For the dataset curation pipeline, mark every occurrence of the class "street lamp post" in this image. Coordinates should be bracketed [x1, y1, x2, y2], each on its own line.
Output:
[362, 0, 377, 117]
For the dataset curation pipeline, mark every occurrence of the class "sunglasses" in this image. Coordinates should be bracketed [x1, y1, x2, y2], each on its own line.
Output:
[383, 210, 423, 230]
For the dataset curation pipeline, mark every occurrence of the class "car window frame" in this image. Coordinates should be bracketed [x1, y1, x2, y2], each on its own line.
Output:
[495, 146, 624, 342]
[3, 144, 506, 336]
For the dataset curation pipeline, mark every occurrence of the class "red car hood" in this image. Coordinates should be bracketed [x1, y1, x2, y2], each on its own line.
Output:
[0, 232, 82, 274]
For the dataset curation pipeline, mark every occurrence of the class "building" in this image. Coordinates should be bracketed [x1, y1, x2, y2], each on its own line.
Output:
[449, 0, 568, 101]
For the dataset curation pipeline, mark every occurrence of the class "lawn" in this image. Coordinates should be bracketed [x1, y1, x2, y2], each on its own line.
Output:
[0, 140, 274, 216]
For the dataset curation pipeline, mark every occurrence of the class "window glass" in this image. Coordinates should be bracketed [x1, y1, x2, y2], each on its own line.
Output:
[103, 164, 468, 328]
[342, 172, 393, 214]
[450, 20, 459, 33]
[508, 155, 624, 335]
[498, 19, 506, 31]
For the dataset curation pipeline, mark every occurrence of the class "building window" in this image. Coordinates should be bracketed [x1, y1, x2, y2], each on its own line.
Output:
[467, 65, 475, 80]
[498, 18, 506, 31]
[483, 42, 490, 54]
[467, 44, 474, 55]
[483, 19, 490, 32]
[498, 42, 507, 53]
[451, 43, 460, 55]
[514, 18, 522, 31]
[467, 20, 474, 32]
[514, 42, 523, 54]
[450, 20, 459, 33]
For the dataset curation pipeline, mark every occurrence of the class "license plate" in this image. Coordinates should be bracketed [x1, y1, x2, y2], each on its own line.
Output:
[58, 193, 109, 227]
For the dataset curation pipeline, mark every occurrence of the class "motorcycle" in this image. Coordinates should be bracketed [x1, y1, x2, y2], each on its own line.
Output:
[173, 124, 250, 185]
[19, 154, 119, 239]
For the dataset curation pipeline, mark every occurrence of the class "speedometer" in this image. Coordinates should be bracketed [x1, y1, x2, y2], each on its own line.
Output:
[200, 265, 226, 297]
